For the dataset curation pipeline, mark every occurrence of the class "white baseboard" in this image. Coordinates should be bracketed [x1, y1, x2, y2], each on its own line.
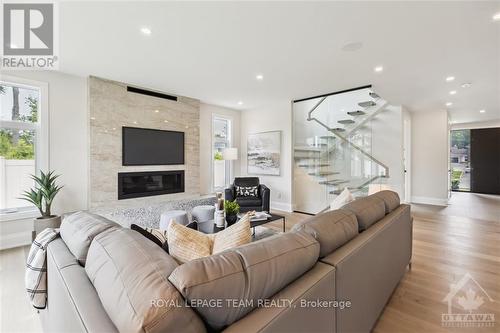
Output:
[411, 196, 449, 206]
[0, 231, 32, 250]
[271, 201, 293, 213]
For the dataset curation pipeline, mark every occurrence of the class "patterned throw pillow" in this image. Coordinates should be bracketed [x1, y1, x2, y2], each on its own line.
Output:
[167, 213, 252, 263]
[131, 224, 168, 247]
[236, 185, 259, 197]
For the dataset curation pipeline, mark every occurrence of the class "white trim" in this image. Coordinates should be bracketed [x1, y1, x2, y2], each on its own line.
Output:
[0, 231, 32, 250]
[411, 196, 449, 206]
[271, 201, 293, 212]
[0, 207, 38, 222]
[211, 114, 233, 191]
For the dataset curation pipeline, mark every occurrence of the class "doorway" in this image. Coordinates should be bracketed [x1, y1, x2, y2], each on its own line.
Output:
[450, 127, 500, 195]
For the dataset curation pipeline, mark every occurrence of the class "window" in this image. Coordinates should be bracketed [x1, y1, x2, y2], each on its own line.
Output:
[212, 116, 232, 191]
[0, 77, 48, 214]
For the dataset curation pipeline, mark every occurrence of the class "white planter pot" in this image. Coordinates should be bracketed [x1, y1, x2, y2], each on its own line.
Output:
[32, 215, 61, 241]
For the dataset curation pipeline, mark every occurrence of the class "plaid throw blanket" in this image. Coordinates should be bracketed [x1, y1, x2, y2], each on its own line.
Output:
[25, 228, 60, 309]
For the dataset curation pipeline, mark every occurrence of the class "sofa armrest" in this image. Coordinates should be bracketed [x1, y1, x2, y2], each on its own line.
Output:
[320, 204, 412, 333]
[225, 185, 236, 201]
[259, 184, 270, 212]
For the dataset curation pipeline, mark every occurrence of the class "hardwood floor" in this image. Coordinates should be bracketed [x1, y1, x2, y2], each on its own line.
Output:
[1, 192, 499, 333]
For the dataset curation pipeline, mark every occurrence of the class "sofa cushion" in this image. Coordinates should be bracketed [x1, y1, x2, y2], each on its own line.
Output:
[292, 209, 358, 257]
[372, 190, 400, 214]
[60, 211, 119, 265]
[168, 230, 319, 330]
[341, 196, 386, 231]
[85, 228, 205, 333]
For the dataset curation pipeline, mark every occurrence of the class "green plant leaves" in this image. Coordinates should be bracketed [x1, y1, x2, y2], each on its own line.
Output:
[19, 170, 63, 218]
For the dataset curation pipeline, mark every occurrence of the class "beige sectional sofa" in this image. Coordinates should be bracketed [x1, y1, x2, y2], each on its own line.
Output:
[39, 190, 412, 333]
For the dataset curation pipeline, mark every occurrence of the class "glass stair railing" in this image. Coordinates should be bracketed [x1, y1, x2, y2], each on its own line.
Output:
[293, 86, 391, 214]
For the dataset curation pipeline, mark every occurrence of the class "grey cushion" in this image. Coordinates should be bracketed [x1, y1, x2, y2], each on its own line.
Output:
[168, 231, 320, 330]
[372, 190, 400, 214]
[85, 228, 206, 333]
[60, 211, 119, 265]
[341, 196, 386, 231]
[292, 209, 358, 257]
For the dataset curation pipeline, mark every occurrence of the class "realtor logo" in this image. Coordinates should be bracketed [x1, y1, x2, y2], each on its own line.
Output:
[2, 2, 58, 69]
[441, 273, 495, 328]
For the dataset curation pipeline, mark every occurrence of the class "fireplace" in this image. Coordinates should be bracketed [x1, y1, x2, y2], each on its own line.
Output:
[118, 170, 184, 200]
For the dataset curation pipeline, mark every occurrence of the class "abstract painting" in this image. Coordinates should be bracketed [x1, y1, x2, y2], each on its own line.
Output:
[247, 131, 281, 176]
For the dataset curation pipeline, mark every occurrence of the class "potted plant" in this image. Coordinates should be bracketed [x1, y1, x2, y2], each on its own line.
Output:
[20, 171, 63, 239]
[224, 200, 240, 226]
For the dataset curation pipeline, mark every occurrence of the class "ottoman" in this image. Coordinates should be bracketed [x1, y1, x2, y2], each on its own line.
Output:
[159, 210, 189, 230]
[191, 205, 215, 223]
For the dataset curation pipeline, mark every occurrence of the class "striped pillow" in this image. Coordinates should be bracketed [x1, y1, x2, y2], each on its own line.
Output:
[168, 221, 213, 263]
[167, 213, 252, 263]
[212, 214, 251, 254]
[131, 224, 168, 247]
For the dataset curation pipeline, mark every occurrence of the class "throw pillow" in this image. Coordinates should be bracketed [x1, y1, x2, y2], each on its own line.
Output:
[167, 213, 252, 263]
[236, 185, 259, 197]
[330, 188, 354, 210]
[212, 214, 252, 253]
[168, 221, 214, 263]
[130, 224, 168, 247]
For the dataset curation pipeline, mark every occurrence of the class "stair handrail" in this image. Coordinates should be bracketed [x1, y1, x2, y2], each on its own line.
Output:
[306, 96, 390, 178]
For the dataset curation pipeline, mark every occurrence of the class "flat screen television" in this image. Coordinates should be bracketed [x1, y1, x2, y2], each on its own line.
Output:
[122, 127, 184, 165]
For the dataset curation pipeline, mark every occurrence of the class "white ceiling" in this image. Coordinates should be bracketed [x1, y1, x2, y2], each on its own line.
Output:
[57, 1, 500, 123]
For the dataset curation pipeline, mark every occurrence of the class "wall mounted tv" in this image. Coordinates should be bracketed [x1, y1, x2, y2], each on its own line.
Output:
[122, 127, 184, 166]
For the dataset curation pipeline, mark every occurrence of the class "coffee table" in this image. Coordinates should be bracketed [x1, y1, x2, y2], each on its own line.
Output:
[197, 213, 286, 235]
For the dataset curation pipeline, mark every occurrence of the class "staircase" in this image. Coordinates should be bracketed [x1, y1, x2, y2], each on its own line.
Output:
[293, 86, 391, 214]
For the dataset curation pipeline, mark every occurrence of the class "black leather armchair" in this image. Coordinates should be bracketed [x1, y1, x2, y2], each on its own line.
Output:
[225, 177, 270, 213]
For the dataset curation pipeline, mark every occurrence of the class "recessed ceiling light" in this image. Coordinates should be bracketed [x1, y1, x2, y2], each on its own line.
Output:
[140, 27, 152, 35]
[90, 117, 96, 120]
[479, 109, 486, 113]
[341, 41, 363, 52]
[374, 66, 383, 73]
[133, 121, 138, 124]
[449, 90, 457, 95]
[256, 74, 264, 80]
[112, 127, 116, 131]
[154, 109, 159, 113]
[164, 120, 169, 123]
[461, 83, 472, 88]
[493, 12, 500, 21]
[445, 76, 455, 82]
[237, 101, 243, 106]
[446, 102, 453, 107]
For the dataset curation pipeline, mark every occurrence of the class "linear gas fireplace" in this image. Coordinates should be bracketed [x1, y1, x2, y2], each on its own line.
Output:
[118, 170, 185, 200]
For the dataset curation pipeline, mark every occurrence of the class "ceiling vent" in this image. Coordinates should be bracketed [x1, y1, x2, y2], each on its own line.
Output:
[126, 86, 178, 102]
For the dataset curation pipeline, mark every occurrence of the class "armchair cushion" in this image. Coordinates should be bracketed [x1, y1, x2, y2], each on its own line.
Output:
[235, 196, 262, 207]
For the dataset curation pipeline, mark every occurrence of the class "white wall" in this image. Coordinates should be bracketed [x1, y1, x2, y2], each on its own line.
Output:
[240, 101, 293, 212]
[199, 103, 241, 195]
[371, 105, 405, 199]
[411, 109, 449, 206]
[0, 71, 88, 249]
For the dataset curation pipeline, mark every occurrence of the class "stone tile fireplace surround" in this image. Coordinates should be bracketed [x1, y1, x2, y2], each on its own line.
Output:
[89, 76, 200, 208]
